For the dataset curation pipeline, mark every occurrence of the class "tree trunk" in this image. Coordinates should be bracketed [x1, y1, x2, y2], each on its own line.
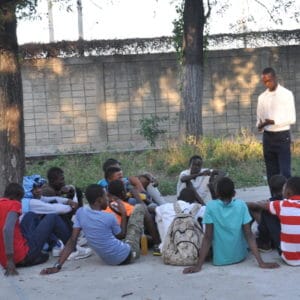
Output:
[0, 3, 25, 195]
[181, 0, 205, 140]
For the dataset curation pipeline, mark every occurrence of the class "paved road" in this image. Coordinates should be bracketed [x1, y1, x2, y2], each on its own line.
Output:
[3, 186, 299, 300]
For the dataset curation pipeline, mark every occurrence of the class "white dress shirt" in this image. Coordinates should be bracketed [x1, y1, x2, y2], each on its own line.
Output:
[257, 84, 296, 132]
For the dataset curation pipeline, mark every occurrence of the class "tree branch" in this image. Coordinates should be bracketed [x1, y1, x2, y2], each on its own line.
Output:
[253, 0, 278, 23]
[204, 0, 212, 21]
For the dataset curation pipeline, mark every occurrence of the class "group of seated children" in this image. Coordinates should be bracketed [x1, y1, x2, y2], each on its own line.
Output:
[1, 155, 300, 277]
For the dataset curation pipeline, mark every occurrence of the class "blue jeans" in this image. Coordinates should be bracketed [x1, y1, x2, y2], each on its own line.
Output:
[263, 130, 291, 183]
[20, 212, 71, 265]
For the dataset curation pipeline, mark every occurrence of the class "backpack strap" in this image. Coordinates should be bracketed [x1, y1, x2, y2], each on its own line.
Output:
[173, 201, 182, 215]
[174, 201, 202, 217]
[190, 203, 202, 218]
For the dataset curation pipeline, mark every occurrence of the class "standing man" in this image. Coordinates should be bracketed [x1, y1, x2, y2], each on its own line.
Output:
[257, 67, 296, 186]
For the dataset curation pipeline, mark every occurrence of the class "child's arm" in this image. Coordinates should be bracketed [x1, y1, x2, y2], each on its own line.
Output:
[113, 200, 128, 239]
[247, 200, 269, 211]
[190, 185, 205, 206]
[243, 223, 279, 269]
[26, 199, 73, 215]
[3, 212, 19, 276]
[128, 176, 146, 193]
[40, 228, 81, 275]
[183, 223, 213, 274]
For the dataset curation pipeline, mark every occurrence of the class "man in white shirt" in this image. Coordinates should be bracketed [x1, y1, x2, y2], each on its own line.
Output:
[257, 67, 296, 186]
[176, 155, 224, 204]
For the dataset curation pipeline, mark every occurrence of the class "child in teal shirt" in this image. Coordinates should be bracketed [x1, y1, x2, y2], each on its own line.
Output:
[183, 177, 279, 273]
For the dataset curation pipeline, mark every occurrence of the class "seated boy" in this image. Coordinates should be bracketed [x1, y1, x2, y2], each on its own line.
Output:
[22, 178, 92, 259]
[0, 183, 71, 276]
[41, 167, 90, 259]
[22, 179, 76, 216]
[98, 159, 145, 194]
[248, 176, 300, 266]
[41, 167, 81, 207]
[106, 180, 161, 255]
[183, 177, 279, 274]
[250, 175, 286, 252]
[103, 166, 155, 207]
[177, 155, 224, 205]
[40, 184, 146, 275]
[98, 158, 165, 206]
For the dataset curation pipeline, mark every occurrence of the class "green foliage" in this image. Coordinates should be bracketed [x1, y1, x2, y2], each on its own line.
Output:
[137, 115, 168, 146]
[13, 0, 73, 20]
[172, 1, 184, 62]
[26, 134, 300, 195]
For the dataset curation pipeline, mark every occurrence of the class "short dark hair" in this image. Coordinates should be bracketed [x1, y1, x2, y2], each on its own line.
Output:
[262, 67, 276, 77]
[177, 188, 196, 203]
[104, 166, 122, 180]
[85, 184, 104, 205]
[189, 155, 203, 166]
[216, 177, 235, 199]
[47, 167, 64, 182]
[269, 175, 286, 196]
[4, 183, 24, 200]
[108, 180, 125, 198]
[102, 158, 121, 172]
[285, 176, 300, 195]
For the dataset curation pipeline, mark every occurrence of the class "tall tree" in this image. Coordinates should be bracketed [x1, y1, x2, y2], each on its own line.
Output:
[178, 0, 297, 140]
[0, 1, 27, 195]
[0, 0, 71, 195]
[181, 0, 210, 140]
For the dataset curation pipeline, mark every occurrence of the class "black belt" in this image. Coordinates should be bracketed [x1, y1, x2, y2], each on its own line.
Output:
[264, 130, 289, 135]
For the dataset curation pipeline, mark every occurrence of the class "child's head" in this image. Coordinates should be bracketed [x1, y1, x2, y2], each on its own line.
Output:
[189, 155, 203, 174]
[4, 183, 24, 201]
[47, 167, 65, 190]
[215, 177, 235, 200]
[108, 180, 126, 199]
[104, 166, 123, 182]
[177, 188, 196, 204]
[102, 158, 121, 172]
[85, 184, 107, 209]
[269, 175, 287, 198]
[32, 182, 44, 199]
[283, 176, 300, 199]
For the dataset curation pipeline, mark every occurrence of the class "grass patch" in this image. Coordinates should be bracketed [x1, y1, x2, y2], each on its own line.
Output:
[26, 133, 300, 195]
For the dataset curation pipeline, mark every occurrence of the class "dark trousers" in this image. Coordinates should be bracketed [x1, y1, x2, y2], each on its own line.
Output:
[20, 212, 71, 266]
[258, 210, 281, 254]
[263, 130, 291, 184]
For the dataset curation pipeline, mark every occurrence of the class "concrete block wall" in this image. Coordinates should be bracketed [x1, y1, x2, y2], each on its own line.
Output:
[22, 55, 180, 156]
[22, 45, 299, 156]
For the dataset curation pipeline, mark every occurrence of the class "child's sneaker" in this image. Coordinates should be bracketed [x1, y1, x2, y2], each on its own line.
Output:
[52, 240, 64, 257]
[152, 244, 162, 256]
[77, 233, 88, 247]
[67, 245, 93, 260]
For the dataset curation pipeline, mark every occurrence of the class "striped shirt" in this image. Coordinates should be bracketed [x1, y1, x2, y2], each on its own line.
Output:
[269, 195, 300, 266]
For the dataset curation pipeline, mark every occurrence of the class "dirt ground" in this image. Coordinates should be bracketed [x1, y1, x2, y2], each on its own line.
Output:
[3, 186, 299, 300]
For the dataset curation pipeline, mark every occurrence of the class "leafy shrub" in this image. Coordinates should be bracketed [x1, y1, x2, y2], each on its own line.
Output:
[137, 115, 168, 146]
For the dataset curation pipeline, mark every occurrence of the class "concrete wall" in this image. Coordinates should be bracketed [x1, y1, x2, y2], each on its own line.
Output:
[22, 45, 300, 157]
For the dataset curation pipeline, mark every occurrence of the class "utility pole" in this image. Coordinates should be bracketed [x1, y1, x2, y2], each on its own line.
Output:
[77, 0, 84, 40]
[48, 0, 54, 42]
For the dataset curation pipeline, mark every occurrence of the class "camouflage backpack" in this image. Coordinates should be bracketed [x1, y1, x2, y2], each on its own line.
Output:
[162, 202, 204, 266]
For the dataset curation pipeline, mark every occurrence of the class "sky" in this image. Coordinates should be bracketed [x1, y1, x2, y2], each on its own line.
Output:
[17, 0, 300, 45]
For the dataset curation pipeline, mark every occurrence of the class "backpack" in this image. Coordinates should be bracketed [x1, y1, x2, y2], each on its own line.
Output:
[162, 202, 204, 266]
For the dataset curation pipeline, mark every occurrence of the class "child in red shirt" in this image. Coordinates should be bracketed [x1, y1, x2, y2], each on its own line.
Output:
[0, 183, 71, 276]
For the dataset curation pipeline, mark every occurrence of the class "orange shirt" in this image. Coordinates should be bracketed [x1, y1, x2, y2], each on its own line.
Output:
[105, 200, 134, 224]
